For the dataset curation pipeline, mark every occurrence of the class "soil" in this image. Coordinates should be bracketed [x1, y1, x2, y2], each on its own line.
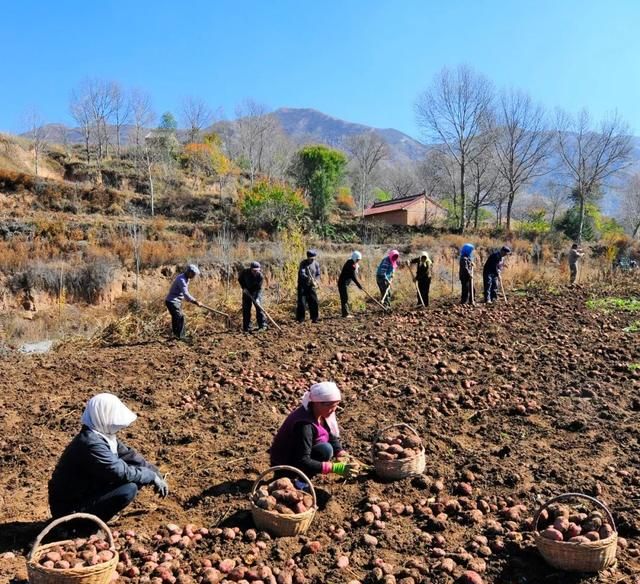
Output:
[1, 282, 640, 584]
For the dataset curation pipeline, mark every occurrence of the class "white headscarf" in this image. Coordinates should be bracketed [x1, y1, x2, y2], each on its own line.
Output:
[302, 381, 342, 436]
[81, 393, 137, 453]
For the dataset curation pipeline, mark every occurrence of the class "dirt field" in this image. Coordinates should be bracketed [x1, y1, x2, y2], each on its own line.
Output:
[1, 280, 640, 584]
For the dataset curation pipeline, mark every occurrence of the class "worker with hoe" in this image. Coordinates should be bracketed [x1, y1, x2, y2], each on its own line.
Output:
[376, 249, 400, 308]
[483, 246, 511, 304]
[239, 261, 266, 333]
[337, 251, 364, 318]
[49, 393, 168, 523]
[296, 249, 321, 323]
[409, 251, 433, 306]
[165, 264, 202, 340]
[459, 243, 475, 305]
[568, 243, 585, 285]
[270, 382, 359, 486]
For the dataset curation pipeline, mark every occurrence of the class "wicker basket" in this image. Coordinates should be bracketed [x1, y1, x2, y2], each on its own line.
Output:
[250, 465, 317, 537]
[372, 423, 426, 480]
[533, 493, 618, 572]
[27, 513, 119, 584]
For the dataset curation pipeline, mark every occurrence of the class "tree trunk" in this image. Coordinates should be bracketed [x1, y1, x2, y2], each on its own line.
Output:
[506, 191, 514, 232]
[459, 160, 466, 233]
[577, 193, 586, 244]
[632, 221, 640, 239]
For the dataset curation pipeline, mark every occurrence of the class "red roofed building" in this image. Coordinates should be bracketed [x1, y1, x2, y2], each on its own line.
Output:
[362, 191, 447, 226]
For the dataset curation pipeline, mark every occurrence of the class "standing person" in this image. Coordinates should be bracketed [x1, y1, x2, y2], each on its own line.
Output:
[376, 250, 399, 307]
[165, 264, 202, 339]
[568, 243, 585, 285]
[270, 382, 358, 481]
[483, 246, 511, 304]
[459, 243, 475, 305]
[296, 250, 321, 323]
[239, 261, 266, 333]
[49, 393, 168, 523]
[337, 251, 364, 318]
[409, 251, 433, 306]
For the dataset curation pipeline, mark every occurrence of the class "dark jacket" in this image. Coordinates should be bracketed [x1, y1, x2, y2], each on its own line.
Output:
[459, 257, 474, 279]
[484, 251, 503, 275]
[270, 406, 343, 476]
[337, 259, 363, 289]
[410, 257, 432, 281]
[49, 426, 157, 515]
[297, 259, 320, 289]
[238, 268, 264, 294]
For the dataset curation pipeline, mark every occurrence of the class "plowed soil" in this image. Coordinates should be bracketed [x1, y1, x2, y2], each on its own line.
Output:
[2, 282, 640, 584]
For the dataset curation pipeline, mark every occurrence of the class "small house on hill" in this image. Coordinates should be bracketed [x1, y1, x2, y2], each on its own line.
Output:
[362, 191, 446, 226]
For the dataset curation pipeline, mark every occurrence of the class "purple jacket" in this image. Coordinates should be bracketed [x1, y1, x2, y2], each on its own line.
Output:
[165, 273, 196, 304]
[270, 406, 342, 472]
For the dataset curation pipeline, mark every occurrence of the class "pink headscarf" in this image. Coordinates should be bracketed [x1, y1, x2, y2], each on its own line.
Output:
[388, 249, 399, 269]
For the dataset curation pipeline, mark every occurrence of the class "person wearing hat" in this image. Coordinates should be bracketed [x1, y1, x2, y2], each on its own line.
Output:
[459, 243, 475, 305]
[270, 382, 358, 480]
[165, 264, 202, 339]
[296, 250, 321, 323]
[409, 251, 433, 307]
[239, 261, 266, 332]
[376, 250, 399, 307]
[49, 393, 168, 522]
[483, 246, 511, 304]
[337, 251, 364, 318]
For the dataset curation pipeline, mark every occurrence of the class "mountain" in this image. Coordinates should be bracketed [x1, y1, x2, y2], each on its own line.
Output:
[271, 108, 429, 162]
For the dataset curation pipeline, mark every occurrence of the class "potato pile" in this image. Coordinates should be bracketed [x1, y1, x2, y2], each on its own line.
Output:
[253, 477, 314, 515]
[37, 535, 115, 570]
[538, 503, 615, 543]
[374, 429, 423, 461]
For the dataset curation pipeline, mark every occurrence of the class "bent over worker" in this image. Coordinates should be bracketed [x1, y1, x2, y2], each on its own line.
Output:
[337, 251, 364, 318]
[270, 382, 358, 481]
[410, 251, 433, 306]
[376, 250, 399, 308]
[296, 250, 320, 323]
[49, 393, 168, 522]
[459, 243, 475, 305]
[165, 264, 202, 339]
[483, 246, 511, 304]
[239, 261, 266, 333]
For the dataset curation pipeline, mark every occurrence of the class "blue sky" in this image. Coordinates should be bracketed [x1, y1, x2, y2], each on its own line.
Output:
[2, 0, 639, 138]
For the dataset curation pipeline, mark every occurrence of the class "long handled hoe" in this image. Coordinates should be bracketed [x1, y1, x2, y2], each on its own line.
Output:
[242, 289, 283, 332]
[201, 304, 232, 329]
[407, 262, 425, 308]
[362, 288, 390, 312]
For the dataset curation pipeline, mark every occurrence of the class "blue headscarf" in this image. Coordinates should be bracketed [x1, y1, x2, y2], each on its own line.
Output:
[461, 243, 475, 258]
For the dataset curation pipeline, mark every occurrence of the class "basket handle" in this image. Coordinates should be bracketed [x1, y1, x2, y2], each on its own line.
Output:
[532, 492, 617, 533]
[29, 513, 115, 561]
[371, 423, 423, 459]
[251, 465, 317, 509]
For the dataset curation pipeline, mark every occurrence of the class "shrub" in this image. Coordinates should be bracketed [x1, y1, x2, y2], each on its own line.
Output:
[240, 180, 306, 232]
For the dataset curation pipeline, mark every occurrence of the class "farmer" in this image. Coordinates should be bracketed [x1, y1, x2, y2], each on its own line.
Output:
[409, 251, 433, 306]
[376, 250, 399, 307]
[459, 243, 475, 305]
[239, 261, 266, 333]
[483, 246, 511, 304]
[165, 264, 202, 339]
[337, 251, 364, 318]
[568, 243, 585, 285]
[296, 250, 321, 323]
[270, 382, 358, 481]
[49, 393, 168, 522]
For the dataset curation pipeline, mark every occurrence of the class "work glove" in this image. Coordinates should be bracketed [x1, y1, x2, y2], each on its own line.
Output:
[332, 462, 360, 480]
[153, 474, 169, 498]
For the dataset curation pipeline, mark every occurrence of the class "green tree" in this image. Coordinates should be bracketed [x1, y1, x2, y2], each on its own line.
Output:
[290, 145, 347, 223]
[558, 203, 599, 241]
[240, 180, 306, 232]
[158, 112, 178, 132]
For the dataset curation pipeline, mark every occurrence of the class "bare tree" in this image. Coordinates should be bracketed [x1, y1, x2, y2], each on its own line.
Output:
[181, 96, 214, 143]
[494, 89, 553, 231]
[70, 89, 93, 163]
[415, 65, 494, 232]
[21, 107, 48, 176]
[556, 109, 632, 242]
[86, 78, 117, 163]
[468, 146, 502, 229]
[620, 172, 640, 238]
[112, 83, 131, 157]
[345, 132, 388, 215]
[379, 163, 418, 199]
[544, 180, 570, 227]
[130, 88, 155, 150]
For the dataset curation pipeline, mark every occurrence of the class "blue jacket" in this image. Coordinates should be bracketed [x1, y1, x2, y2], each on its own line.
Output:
[49, 426, 158, 516]
[376, 257, 395, 281]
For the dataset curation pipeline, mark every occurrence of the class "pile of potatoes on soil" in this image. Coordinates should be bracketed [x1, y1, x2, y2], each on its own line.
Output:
[253, 477, 314, 515]
[373, 429, 423, 462]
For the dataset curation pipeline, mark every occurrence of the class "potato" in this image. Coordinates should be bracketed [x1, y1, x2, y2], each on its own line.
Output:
[553, 517, 569, 532]
[54, 560, 71, 569]
[275, 503, 294, 515]
[599, 524, 614, 539]
[398, 448, 416, 459]
[97, 550, 114, 563]
[41, 560, 55, 569]
[271, 489, 302, 505]
[387, 444, 404, 455]
[584, 531, 600, 541]
[302, 494, 313, 508]
[44, 551, 62, 563]
[376, 451, 395, 461]
[255, 495, 277, 510]
[402, 435, 422, 448]
[569, 536, 591, 543]
[294, 502, 308, 514]
[375, 442, 390, 451]
[269, 478, 294, 491]
[540, 528, 563, 541]
[566, 523, 581, 538]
